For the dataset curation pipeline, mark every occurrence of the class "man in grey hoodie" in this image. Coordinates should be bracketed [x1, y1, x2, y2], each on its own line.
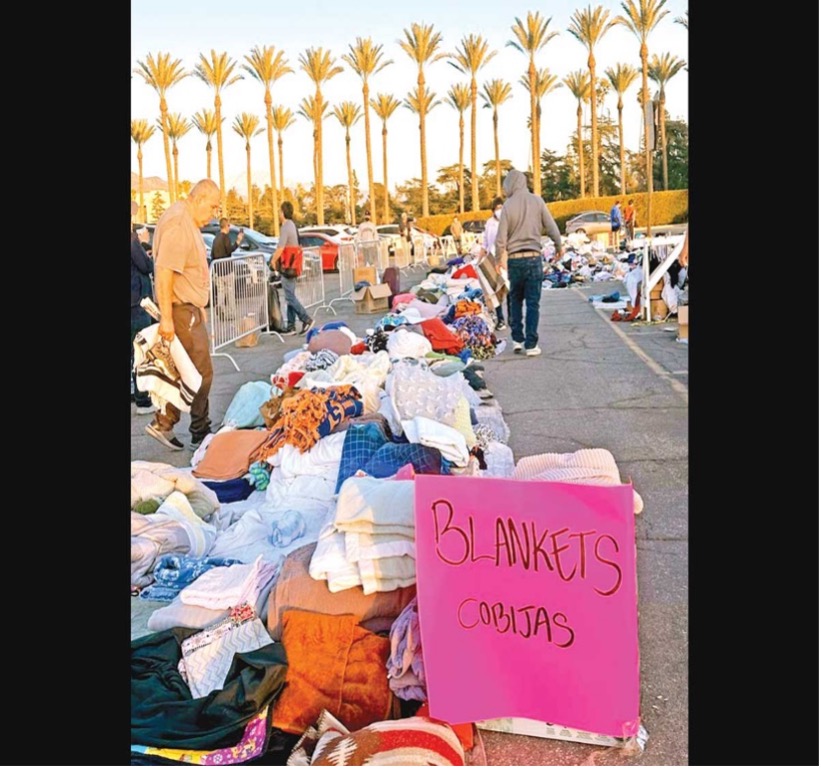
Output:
[495, 168, 563, 356]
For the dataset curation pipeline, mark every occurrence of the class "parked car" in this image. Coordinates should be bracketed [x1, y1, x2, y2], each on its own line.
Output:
[298, 225, 355, 244]
[375, 224, 405, 256]
[135, 223, 216, 263]
[199, 222, 279, 256]
[410, 226, 440, 251]
[460, 219, 487, 234]
[298, 232, 340, 272]
[202, 232, 216, 262]
[564, 210, 612, 237]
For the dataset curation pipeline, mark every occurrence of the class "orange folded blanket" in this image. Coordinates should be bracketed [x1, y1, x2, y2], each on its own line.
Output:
[271, 609, 397, 735]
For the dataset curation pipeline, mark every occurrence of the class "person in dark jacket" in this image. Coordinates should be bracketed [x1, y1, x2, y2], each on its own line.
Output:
[131, 201, 155, 413]
[211, 217, 244, 259]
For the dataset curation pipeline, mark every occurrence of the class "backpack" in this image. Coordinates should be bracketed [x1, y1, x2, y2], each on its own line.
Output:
[277, 245, 304, 279]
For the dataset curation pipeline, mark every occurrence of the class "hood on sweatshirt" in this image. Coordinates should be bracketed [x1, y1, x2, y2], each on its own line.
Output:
[503, 168, 527, 197]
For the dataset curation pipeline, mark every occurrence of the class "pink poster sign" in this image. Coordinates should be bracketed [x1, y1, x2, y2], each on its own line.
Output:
[414, 475, 640, 737]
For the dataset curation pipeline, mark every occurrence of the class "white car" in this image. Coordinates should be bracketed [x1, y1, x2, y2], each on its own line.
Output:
[298, 225, 355, 244]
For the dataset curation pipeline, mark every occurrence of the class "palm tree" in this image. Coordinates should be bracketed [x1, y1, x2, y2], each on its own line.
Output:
[134, 52, 188, 204]
[399, 22, 448, 218]
[332, 102, 363, 224]
[299, 48, 344, 226]
[232, 113, 264, 229]
[165, 113, 192, 201]
[532, 68, 562, 192]
[507, 12, 559, 197]
[480, 79, 513, 198]
[563, 70, 591, 197]
[448, 35, 497, 212]
[272, 106, 296, 201]
[446, 84, 471, 213]
[193, 50, 243, 210]
[674, 9, 688, 28]
[615, 0, 670, 232]
[649, 52, 686, 191]
[568, 5, 617, 198]
[242, 45, 293, 237]
[370, 93, 402, 223]
[298, 94, 330, 219]
[605, 63, 639, 193]
[343, 38, 393, 224]
[130, 119, 156, 221]
[191, 109, 220, 180]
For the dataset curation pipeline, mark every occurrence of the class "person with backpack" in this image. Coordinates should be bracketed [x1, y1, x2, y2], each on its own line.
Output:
[270, 200, 313, 336]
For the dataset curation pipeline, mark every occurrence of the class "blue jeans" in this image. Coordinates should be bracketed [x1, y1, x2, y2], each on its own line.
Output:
[508, 256, 543, 350]
[281, 276, 310, 328]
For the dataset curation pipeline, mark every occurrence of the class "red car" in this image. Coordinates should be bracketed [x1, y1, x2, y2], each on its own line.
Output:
[299, 232, 341, 272]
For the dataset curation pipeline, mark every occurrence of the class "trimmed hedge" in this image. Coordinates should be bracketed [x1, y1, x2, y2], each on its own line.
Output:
[416, 189, 688, 236]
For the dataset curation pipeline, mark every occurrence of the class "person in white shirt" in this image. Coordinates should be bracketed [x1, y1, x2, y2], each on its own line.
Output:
[357, 210, 379, 267]
[480, 196, 507, 330]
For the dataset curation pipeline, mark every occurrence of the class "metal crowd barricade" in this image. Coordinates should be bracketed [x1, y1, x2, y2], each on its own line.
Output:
[390, 238, 411, 271]
[440, 235, 458, 261]
[209, 251, 269, 372]
[295, 247, 334, 315]
[329, 241, 357, 310]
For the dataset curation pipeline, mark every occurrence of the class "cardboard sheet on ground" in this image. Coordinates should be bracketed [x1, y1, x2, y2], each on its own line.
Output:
[414, 476, 639, 737]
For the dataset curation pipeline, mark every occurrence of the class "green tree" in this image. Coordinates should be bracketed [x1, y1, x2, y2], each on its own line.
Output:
[480, 79, 513, 198]
[332, 101, 363, 224]
[193, 50, 243, 208]
[370, 94, 402, 223]
[272, 106, 296, 200]
[150, 191, 165, 221]
[507, 12, 559, 197]
[191, 108, 220, 180]
[134, 52, 188, 204]
[165, 113, 192, 201]
[562, 70, 591, 197]
[448, 34, 497, 212]
[604, 63, 639, 193]
[445, 84, 471, 213]
[648, 52, 686, 190]
[242, 45, 293, 236]
[131, 119, 156, 221]
[399, 22, 448, 218]
[615, 0, 670, 233]
[231, 113, 264, 229]
[567, 5, 617, 198]
[343, 38, 393, 224]
[299, 47, 344, 225]
[540, 148, 576, 201]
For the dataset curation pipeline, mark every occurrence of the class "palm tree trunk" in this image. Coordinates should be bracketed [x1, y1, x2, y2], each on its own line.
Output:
[535, 100, 542, 196]
[345, 132, 356, 225]
[363, 82, 375, 223]
[528, 61, 539, 197]
[266, 93, 280, 237]
[160, 101, 175, 204]
[589, 53, 599, 198]
[278, 135, 285, 202]
[617, 99, 626, 193]
[382, 123, 389, 224]
[138, 149, 145, 222]
[418, 72, 429, 218]
[493, 109, 501, 197]
[172, 144, 180, 201]
[246, 142, 254, 229]
[316, 87, 325, 225]
[458, 113, 465, 214]
[215, 94, 226, 208]
[641, 43, 653, 235]
[206, 141, 212, 181]
[660, 92, 668, 190]
[470, 79, 478, 212]
[577, 104, 585, 197]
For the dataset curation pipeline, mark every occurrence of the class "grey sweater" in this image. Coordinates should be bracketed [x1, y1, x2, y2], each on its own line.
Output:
[495, 168, 562, 257]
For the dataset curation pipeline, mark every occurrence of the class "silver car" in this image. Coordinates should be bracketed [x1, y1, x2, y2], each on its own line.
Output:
[564, 210, 612, 237]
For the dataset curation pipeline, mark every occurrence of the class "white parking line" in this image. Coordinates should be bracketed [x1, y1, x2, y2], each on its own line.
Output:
[574, 288, 689, 405]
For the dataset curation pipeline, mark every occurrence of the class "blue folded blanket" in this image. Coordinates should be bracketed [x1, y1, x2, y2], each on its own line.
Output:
[138, 555, 242, 602]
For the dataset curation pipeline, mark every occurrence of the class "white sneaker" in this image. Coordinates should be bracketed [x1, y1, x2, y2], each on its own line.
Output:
[513, 341, 524, 353]
[135, 404, 155, 415]
[525, 346, 542, 357]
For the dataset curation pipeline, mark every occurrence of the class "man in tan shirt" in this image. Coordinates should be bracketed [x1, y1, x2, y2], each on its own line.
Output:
[145, 179, 221, 451]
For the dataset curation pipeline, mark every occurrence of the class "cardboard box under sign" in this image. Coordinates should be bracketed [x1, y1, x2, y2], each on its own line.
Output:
[678, 304, 689, 341]
[352, 283, 392, 314]
[476, 717, 647, 750]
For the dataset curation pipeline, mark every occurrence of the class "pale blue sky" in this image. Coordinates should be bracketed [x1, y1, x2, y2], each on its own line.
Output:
[131, 0, 688, 195]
